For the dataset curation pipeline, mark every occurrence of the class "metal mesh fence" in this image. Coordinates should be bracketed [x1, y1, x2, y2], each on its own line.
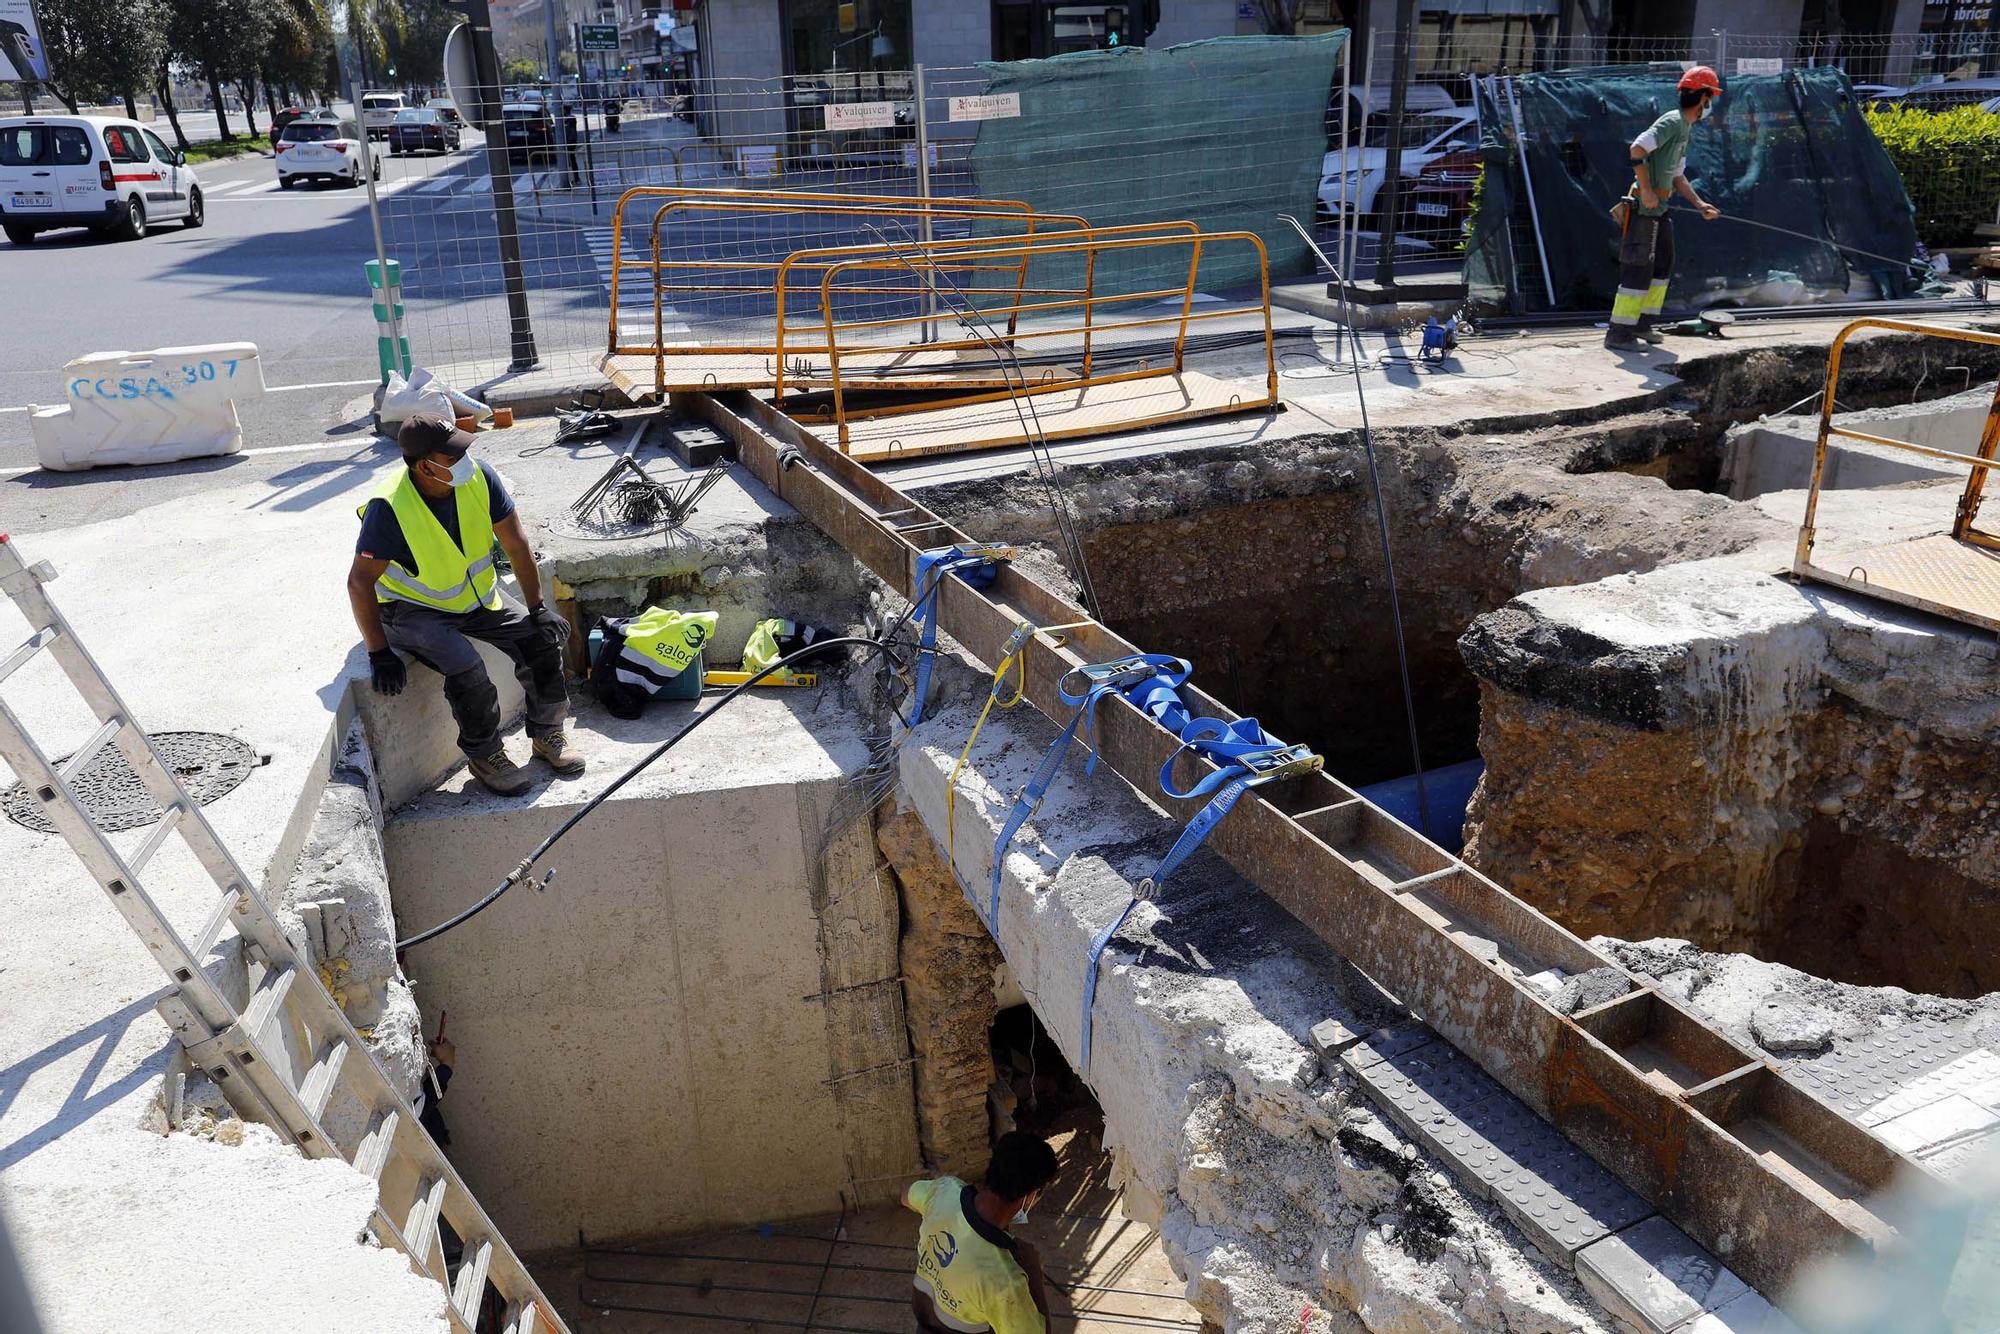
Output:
[1345, 27, 2000, 274]
[365, 42, 1350, 389]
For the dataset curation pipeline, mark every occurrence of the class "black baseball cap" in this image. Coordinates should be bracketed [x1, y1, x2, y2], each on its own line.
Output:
[397, 415, 475, 464]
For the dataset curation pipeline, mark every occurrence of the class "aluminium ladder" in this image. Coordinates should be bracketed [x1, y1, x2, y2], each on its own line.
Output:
[0, 533, 567, 1334]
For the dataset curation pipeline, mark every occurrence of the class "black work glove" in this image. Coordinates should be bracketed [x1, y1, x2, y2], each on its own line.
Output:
[529, 602, 569, 652]
[369, 648, 406, 696]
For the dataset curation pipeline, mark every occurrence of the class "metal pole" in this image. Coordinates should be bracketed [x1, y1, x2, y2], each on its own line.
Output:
[1374, 0, 1417, 288]
[544, 0, 563, 82]
[1348, 31, 1376, 280]
[914, 63, 937, 342]
[446, 0, 539, 369]
[1335, 32, 1352, 340]
[358, 90, 404, 384]
[1505, 75, 1557, 309]
[576, 20, 599, 213]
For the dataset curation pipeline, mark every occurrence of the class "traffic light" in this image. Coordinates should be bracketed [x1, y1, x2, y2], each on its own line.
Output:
[1105, 5, 1126, 47]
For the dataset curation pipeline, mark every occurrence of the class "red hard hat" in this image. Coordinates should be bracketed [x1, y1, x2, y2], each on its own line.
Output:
[1679, 65, 1723, 94]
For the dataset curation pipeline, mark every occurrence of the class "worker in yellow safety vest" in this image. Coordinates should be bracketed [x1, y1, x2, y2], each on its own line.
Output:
[346, 418, 585, 796]
[904, 1132, 1059, 1334]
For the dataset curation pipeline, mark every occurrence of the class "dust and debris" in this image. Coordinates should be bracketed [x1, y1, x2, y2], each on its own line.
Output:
[1598, 937, 2000, 1058]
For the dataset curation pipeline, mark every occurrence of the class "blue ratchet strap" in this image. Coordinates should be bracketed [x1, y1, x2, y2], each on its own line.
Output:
[986, 653, 1190, 929]
[903, 545, 1009, 730]
[1081, 724, 1320, 1072]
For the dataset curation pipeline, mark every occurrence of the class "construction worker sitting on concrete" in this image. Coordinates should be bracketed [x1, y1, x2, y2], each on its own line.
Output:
[904, 1131, 1058, 1333]
[1607, 65, 1723, 351]
[347, 417, 585, 795]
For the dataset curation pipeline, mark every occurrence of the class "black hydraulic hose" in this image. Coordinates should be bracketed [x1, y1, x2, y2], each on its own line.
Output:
[396, 635, 902, 950]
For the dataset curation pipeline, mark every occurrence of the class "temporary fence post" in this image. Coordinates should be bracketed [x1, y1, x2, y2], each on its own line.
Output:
[1374, 0, 1418, 288]
[1349, 30, 1377, 280]
[1714, 29, 1729, 74]
[1504, 76, 1557, 309]
[366, 259, 413, 381]
[915, 64, 938, 342]
[1335, 32, 1352, 342]
[358, 111, 406, 384]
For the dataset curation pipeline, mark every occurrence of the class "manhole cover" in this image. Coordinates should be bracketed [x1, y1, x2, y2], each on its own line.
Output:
[2, 731, 261, 834]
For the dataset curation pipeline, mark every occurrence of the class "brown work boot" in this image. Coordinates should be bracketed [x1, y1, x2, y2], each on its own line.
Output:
[532, 728, 586, 776]
[468, 748, 531, 796]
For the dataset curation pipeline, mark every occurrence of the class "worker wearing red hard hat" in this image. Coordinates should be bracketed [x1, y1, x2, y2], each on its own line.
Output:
[1607, 65, 1725, 352]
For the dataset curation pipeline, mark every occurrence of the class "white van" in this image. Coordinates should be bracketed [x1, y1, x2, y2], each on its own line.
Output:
[360, 93, 406, 139]
[0, 115, 204, 245]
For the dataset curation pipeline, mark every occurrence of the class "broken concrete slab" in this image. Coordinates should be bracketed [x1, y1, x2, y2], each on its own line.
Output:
[1576, 1216, 1751, 1334]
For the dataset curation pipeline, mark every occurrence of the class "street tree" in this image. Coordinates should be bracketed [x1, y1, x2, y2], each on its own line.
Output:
[384, 1, 459, 95]
[264, 0, 338, 116]
[33, 0, 170, 114]
[167, 0, 275, 140]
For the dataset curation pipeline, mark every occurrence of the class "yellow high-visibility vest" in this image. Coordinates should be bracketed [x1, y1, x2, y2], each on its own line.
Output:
[614, 607, 718, 690]
[357, 468, 501, 613]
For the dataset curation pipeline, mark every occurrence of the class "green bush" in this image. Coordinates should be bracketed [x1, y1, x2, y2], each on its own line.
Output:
[1864, 103, 2000, 249]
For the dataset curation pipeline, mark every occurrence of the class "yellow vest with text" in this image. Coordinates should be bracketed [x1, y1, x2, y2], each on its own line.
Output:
[612, 607, 718, 690]
[357, 468, 502, 613]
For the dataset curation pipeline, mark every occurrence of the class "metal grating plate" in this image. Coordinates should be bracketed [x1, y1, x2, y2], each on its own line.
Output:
[1344, 1038, 1655, 1267]
[2, 731, 259, 833]
[1803, 533, 2000, 633]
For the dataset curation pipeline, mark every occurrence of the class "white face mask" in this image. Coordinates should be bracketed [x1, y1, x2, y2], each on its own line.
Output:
[1013, 1208, 1031, 1226]
[434, 454, 475, 488]
[1700, 98, 1716, 120]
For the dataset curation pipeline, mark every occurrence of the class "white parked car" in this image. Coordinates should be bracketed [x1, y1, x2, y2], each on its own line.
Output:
[0, 114, 204, 244]
[360, 92, 407, 139]
[1317, 109, 1478, 223]
[275, 116, 380, 189]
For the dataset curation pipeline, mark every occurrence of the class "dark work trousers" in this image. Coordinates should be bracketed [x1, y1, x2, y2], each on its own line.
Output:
[1611, 211, 1675, 329]
[380, 592, 568, 758]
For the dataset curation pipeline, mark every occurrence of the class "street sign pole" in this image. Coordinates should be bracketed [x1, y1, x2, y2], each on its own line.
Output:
[444, 0, 539, 370]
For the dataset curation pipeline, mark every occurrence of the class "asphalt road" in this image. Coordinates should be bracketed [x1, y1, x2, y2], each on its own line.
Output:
[0, 133, 498, 534]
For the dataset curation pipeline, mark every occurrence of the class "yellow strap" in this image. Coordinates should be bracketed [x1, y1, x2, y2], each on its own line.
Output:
[946, 622, 1031, 860]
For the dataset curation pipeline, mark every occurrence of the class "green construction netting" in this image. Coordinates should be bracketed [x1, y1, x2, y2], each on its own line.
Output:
[961, 32, 1344, 303]
[1467, 65, 1921, 314]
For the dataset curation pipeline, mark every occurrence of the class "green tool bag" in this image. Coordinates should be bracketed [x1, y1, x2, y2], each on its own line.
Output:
[589, 607, 718, 718]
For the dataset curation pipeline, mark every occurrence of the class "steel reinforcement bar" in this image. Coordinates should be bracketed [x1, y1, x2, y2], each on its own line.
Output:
[680, 388, 1914, 1304]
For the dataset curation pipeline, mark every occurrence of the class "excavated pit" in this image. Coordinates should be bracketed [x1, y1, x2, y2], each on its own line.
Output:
[340, 328, 1996, 1332]
[909, 334, 2000, 1001]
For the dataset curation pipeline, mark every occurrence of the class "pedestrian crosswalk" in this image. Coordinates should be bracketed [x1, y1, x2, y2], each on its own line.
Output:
[583, 225, 692, 333]
[197, 171, 512, 200]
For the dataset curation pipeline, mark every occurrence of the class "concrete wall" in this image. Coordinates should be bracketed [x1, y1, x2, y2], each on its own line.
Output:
[695, 0, 790, 146]
[1718, 384, 1994, 500]
[383, 742, 920, 1252]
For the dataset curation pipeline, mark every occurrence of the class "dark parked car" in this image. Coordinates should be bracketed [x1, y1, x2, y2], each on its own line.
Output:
[1402, 147, 1479, 247]
[387, 107, 460, 155]
[499, 103, 555, 162]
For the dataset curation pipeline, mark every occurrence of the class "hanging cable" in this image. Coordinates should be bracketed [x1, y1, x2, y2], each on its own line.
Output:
[855, 220, 1103, 617]
[1279, 214, 1433, 838]
[396, 634, 904, 950]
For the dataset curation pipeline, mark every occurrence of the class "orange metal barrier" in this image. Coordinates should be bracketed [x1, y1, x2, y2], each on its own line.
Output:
[601, 187, 1074, 397]
[1794, 318, 2000, 632]
[788, 229, 1280, 457]
[767, 220, 1206, 403]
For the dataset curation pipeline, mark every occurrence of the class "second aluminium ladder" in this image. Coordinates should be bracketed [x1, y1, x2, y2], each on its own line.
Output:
[0, 532, 567, 1334]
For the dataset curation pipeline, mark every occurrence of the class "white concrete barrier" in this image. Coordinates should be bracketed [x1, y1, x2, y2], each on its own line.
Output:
[29, 343, 267, 472]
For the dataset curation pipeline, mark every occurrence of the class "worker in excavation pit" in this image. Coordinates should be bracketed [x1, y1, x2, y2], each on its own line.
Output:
[1606, 65, 1724, 352]
[904, 1131, 1059, 1333]
[347, 417, 585, 796]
